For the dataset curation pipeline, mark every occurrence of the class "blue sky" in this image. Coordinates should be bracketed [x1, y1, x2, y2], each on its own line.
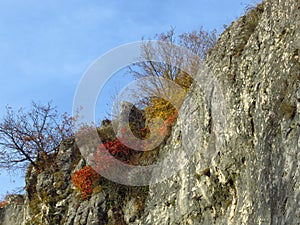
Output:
[0, 0, 256, 198]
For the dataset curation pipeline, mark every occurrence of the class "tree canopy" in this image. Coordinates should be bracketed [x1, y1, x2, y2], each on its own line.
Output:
[129, 27, 217, 121]
[0, 102, 73, 171]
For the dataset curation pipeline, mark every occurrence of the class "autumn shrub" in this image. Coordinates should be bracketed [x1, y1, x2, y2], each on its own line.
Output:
[91, 126, 148, 175]
[129, 27, 217, 135]
[71, 166, 100, 199]
[91, 111, 178, 171]
[0, 200, 7, 208]
[145, 98, 177, 122]
[92, 136, 134, 174]
[144, 75, 186, 124]
[77, 105, 179, 181]
[103, 139, 132, 156]
[146, 112, 177, 142]
[174, 72, 193, 92]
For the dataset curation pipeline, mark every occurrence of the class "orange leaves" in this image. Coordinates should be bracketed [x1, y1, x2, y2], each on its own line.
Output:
[71, 166, 100, 199]
[0, 200, 7, 208]
[166, 112, 178, 125]
[92, 137, 133, 173]
[75, 111, 179, 191]
[102, 139, 131, 156]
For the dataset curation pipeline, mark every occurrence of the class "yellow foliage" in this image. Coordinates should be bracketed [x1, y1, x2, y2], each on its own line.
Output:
[144, 72, 191, 123]
[145, 98, 177, 122]
[174, 72, 193, 92]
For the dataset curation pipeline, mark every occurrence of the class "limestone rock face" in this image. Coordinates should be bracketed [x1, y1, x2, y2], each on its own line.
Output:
[0, 0, 299, 224]
[138, 0, 300, 224]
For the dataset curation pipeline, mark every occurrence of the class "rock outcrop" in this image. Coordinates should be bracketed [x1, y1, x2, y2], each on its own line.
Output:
[0, 0, 299, 224]
[137, 0, 300, 223]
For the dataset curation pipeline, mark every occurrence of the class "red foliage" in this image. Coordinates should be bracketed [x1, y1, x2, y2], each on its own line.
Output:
[92, 138, 133, 173]
[71, 166, 100, 199]
[165, 112, 178, 125]
[102, 139, 131, 156]
[0, 200, 7, 208]
[91, 112, 178, 174]
[163, 113, 178, 135]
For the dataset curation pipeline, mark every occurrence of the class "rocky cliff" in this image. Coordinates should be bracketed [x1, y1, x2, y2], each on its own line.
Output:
[0, 0, 299, 224]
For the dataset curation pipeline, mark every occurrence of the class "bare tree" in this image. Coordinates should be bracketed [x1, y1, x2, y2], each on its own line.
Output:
[0, 102, 74, 171]
[128, 27, 217, 120]
[130, 27, 217, 91]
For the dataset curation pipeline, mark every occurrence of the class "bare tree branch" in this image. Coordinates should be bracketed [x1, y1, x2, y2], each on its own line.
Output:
[0, 102, 74, 171]
[128, 27, 217, 111]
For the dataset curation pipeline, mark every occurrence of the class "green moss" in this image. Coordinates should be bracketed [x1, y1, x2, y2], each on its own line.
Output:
[92, 185, 103, 195]
[279, 102, 297, 119]
[53, 171, 66, 189]
[28, 193, 41, 215]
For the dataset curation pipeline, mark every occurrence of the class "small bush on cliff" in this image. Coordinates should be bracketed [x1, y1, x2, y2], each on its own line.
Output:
[0, 200, 7, 208]
[144, 97, 179, 122]
[90, 113, 178, 173]
[129, 27, 217, 125]
[71, 166, 100, 199]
